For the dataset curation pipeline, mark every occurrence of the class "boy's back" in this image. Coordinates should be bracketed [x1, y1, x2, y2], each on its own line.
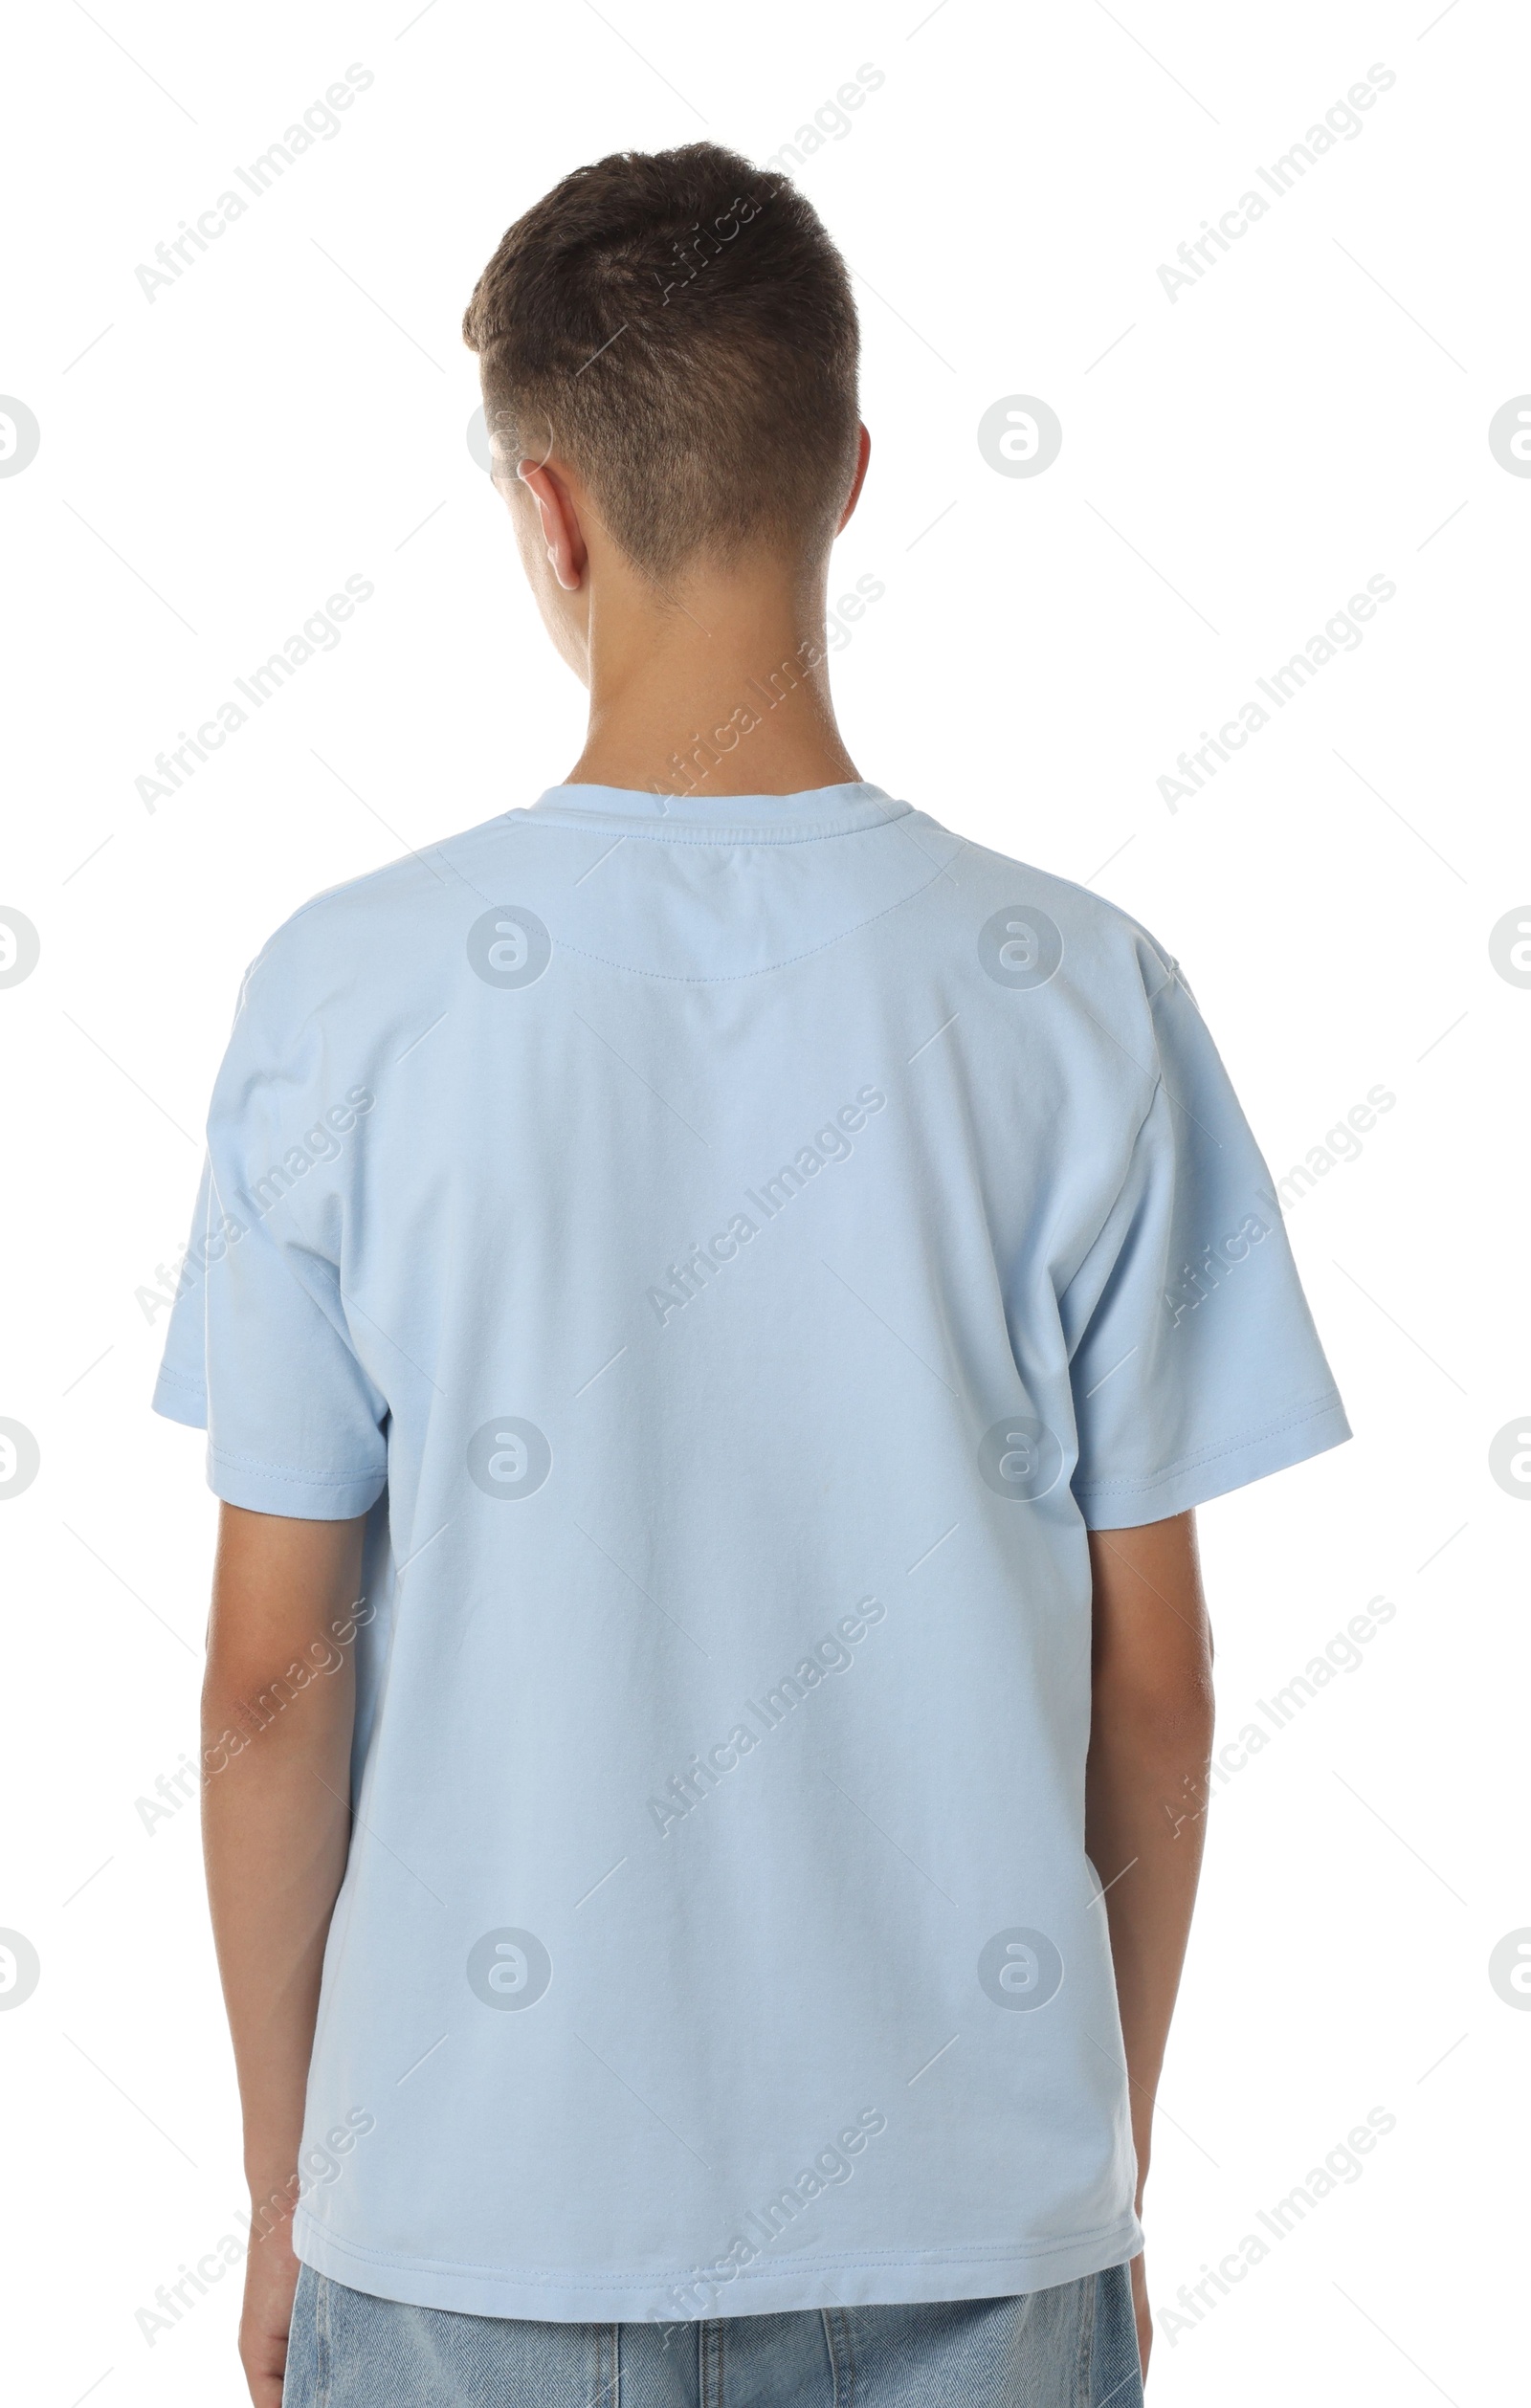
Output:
[159, 776, 1344, 2319]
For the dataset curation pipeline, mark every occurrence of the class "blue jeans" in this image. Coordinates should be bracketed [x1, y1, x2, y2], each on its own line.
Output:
[282, 2262, 1143, 2406]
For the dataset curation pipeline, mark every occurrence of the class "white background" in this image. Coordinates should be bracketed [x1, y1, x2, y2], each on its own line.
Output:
[2, 1, 1526, 2400]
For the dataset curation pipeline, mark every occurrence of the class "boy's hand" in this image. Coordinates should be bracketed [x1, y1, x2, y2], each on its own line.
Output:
[1129, 2248, 1152, 2382]
[239, 2211, 300, 2408]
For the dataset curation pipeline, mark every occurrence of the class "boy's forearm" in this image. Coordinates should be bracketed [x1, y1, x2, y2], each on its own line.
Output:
[1084, 1516, 1215, 2207]
[202, 1507, 366, 2223]
[1084, 1688, 1214, 2202]
[204, 1717, 351, 2221]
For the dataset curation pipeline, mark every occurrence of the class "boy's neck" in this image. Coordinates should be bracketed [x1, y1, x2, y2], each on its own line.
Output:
[565, 555, 860, 804]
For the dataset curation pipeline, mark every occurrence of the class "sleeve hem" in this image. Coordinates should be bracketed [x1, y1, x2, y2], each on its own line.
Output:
[1074, 1394, 1351, 1530]
[206, 1444, 386, 1523]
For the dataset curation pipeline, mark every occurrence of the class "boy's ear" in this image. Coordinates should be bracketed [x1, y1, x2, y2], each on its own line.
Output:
[516, 460, 588, 592]
[837, 424, 872, 532]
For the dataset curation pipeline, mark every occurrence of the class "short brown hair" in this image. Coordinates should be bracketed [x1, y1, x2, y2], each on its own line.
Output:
[462, 144, 860, 580]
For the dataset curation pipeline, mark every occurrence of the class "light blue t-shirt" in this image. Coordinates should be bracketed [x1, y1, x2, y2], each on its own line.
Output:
[155, 782, 1348, 2321]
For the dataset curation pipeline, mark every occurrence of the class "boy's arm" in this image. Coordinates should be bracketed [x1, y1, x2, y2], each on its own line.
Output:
[202, 1502, 367, 2408]
[1084, 1508, 1215, 2382]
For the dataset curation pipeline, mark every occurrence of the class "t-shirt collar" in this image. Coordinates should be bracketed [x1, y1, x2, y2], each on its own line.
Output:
[524, 781, 909, 842]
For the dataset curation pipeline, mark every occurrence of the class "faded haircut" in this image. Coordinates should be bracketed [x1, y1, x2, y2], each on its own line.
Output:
[462, 143, 860, 581]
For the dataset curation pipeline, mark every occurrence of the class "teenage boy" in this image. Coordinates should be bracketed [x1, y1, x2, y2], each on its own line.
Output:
[154, 144, 1348, 2407]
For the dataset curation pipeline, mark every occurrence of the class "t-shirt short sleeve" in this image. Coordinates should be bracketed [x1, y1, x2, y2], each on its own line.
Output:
[1062, 964, 1349, 1528]
[151, 952, 388, 1521]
